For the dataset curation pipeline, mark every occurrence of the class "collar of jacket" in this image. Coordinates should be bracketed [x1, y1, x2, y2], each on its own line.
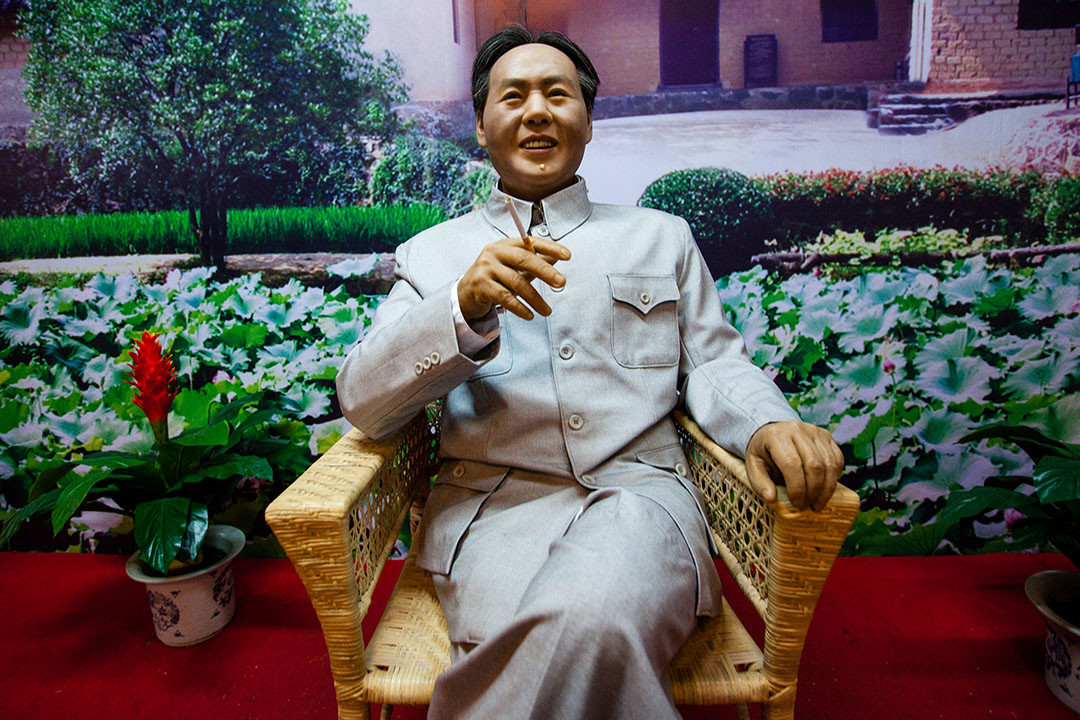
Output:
[483, 176, 593, 241]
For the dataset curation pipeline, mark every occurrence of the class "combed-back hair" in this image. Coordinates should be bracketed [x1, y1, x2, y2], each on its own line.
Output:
[471, 27, 600, 118]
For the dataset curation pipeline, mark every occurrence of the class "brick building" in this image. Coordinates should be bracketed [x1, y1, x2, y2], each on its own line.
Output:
[465, 0, 913, 95]
[910, 0, 1076, 89]
[0, 0, 1072, 125]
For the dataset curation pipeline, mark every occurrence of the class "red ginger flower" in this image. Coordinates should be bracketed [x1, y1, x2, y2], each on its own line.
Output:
[125, 331, 178, 444]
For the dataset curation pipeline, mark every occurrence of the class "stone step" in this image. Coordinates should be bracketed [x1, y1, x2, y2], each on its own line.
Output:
[875, 89, 1063, 135]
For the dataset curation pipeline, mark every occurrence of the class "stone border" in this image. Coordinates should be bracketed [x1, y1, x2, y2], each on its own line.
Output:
[0, 252, 399, 293]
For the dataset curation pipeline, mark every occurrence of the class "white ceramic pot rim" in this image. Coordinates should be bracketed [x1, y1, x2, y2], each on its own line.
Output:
[125, 524, 246, 585]
[1025, 570, 1080, 635]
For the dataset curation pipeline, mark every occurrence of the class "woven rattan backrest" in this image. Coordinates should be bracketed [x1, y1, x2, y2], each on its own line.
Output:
[348, 405, 441, 611]
[674, 412, 771, 618]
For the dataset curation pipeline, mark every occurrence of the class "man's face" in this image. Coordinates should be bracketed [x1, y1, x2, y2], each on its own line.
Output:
[477, 43, 592, 202]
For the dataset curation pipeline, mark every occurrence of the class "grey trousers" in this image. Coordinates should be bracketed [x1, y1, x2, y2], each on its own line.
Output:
[428, 473, 700, 720]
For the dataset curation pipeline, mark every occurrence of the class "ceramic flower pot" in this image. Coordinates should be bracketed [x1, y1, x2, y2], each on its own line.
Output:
[125, 524, 246, 647]
[1025, 570, 1080, 713]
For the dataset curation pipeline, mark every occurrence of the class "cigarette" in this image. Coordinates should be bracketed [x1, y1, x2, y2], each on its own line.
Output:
[505, 197, 534, 252]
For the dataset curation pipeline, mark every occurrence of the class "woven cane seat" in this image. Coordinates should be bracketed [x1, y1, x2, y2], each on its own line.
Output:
[362, 548, 769, 707]
[267, 407, 858, 720]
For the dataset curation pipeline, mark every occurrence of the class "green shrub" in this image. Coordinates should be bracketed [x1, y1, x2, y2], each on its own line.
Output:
[1044, 175, 1080, 243]
[445, 163, 498, 218]
[0, 205, 447, 260]
[370, 135, 471, 215]
[756, 166, 1049, 247]
[638, 167, 773, 275]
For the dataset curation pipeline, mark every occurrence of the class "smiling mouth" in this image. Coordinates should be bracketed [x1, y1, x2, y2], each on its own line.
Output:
[521, 139, 557, 149]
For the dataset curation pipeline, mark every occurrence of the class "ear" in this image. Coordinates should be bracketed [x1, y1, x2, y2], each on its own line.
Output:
[585, 111, 593, 144]
[476, 113, 487, 148]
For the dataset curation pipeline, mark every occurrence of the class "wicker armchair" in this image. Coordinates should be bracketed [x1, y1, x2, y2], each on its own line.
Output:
[266, 405, 859, 720]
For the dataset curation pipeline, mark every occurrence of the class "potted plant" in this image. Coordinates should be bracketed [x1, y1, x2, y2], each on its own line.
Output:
[1, 331, 301, 646]
[939, 424, 1080, 712]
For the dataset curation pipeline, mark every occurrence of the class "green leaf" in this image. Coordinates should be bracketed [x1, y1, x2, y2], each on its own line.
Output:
[959, 424, 1069, 463]
[135, 497, 191, 574]
[173, 388, 217, 426]
[220, 323, 269, 349]
[1033, 455, 1080, 504]
[208, 391, 265, 426]
[172, 421, 230, 447]
[29, 461, 78, 500]
[29, 452, 150, 500]
[177, 504, 209, 562]
[937, 486, 1039, 528]
[197, 455, 273, 481]
[51, 469, 112, 535]
[0, 488, 61, 547]
[890, 522, 949, 556]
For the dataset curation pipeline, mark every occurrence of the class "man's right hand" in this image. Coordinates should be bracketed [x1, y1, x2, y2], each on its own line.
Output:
[457, 236, 571, 320]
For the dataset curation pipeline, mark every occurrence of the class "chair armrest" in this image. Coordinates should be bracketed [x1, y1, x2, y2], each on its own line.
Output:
[265, 406, 440, 712]
[673, 410, 859, 700]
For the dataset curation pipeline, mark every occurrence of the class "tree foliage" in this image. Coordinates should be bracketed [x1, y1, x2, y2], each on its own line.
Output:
[21, 0, 406, 265]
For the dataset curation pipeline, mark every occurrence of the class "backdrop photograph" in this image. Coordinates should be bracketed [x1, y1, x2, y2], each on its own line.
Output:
[0, 1, 1078, 719]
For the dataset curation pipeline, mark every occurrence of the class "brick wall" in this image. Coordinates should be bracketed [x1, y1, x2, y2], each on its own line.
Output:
[718, 0, 911, 89]
[473, 0, 910, 94]
[0, 13, 29, 71]
[929, 0, 1073, 86]
[568, 0, 660, 96]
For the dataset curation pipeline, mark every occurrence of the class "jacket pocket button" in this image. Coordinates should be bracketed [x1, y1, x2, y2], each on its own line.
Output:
[567, 414, 584, 430]
[452, 463, 466, 478]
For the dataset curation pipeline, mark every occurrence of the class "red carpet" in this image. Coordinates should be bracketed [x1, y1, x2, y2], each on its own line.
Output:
[0, 551, 1074, 719]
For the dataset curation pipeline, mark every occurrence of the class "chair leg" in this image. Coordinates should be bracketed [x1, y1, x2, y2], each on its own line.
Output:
[379, 704, 393, 720]
[762, 691, 795, 720]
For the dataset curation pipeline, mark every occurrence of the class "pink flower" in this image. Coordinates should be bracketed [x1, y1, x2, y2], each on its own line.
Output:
[1004, 508, 1025, 530]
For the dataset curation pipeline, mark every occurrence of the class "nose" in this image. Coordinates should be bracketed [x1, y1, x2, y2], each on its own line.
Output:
[522, 90, 552, 127]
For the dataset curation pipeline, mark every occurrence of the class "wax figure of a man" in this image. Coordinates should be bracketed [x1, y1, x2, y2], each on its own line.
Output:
[336, 28, 844, 720]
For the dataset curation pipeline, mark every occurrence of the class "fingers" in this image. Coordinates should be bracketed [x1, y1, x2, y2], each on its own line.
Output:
[814, 435, 845, 512]
[487, 264, 553, 320]
[747, 422, 844, 511]
[744, 452, 778, 503]
[771, 435, 808, 509]
[460, 238, 570, 321]
[504, 240, 567, 290]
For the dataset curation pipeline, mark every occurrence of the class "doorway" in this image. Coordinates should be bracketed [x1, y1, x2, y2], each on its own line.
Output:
[659, 0, 720, 88]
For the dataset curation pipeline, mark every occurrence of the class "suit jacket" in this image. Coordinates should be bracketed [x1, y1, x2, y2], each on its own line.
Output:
[336, 178, 800, 618]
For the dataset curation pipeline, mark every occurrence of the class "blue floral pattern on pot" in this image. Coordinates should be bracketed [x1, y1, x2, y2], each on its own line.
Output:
[147, 590, 180, 633]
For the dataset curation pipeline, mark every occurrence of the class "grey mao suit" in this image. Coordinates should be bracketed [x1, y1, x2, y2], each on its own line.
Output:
[335, 178, 800, 718]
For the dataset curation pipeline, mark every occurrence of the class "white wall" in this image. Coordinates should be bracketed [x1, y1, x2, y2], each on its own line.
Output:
[350, 1, 476, 102]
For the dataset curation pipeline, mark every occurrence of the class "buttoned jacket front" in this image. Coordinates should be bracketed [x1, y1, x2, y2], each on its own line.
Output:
[336, 179, 800, 619]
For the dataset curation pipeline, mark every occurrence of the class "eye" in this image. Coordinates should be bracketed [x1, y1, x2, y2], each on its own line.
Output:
[549, 88, 568, 97]
[501, 90, 522, 102]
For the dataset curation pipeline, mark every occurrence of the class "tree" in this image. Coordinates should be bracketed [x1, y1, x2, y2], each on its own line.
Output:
[21, 0, 406, 266]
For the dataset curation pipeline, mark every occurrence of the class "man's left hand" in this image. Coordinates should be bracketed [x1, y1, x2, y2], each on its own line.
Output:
[744, 421, 844, 511]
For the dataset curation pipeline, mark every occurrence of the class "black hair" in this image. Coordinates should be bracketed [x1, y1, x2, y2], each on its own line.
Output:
[471, 27, 600, 118]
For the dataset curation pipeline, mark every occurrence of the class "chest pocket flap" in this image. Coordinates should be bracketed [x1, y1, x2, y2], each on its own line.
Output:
[609, 274, 680, 315]
[608, 274, 680, 368]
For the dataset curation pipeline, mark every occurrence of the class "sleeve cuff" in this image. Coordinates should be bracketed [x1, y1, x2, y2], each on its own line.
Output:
[451, 278, 500, 357]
